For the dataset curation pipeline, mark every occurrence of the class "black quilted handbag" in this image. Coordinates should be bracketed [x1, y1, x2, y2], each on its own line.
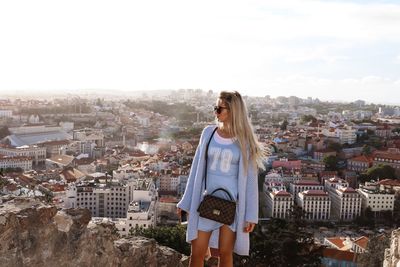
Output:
[197, 188, 236, 225]
[197, 127, 236, 225]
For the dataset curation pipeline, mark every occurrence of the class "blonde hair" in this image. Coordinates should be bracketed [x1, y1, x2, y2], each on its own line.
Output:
[216, 91, 265, 172]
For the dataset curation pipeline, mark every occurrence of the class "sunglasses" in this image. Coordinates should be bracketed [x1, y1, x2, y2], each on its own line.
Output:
[213, 105, 229, 114]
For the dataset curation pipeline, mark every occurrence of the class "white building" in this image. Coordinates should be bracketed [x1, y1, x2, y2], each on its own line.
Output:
[159, 175, 179, 192]
[265, 189, 293, 219]
[73, 128, 104, 156]
[0, 155, 32, 171]
[0, 109, 12, 118]
[322, 126, 357, 145]
[356, 182, 395, 212]
[5, 125, 72, 147]
[289, 180, 324, 204]
[330, 186, 362, 221]
[117, 200, 157, 236]
[298, 190, 331, 221]
[0, 145, 46, 165]
[336, 126, 357, 144]
[324, 177, 349, 193]
[177, 175, 188, 197]
[113, 165, 140, 181]
[112, 177, 157, 237]
[265, 171, 301, 187]
[65, 180, 129, 219]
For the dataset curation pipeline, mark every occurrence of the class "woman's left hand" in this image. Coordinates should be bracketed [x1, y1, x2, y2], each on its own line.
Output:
[243, 222, 256, 233]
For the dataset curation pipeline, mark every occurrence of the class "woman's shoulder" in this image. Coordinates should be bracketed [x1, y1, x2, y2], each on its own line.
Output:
[200, 125, 217, 137]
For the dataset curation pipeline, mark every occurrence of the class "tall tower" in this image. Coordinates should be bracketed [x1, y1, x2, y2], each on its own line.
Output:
[122, 126, 127, 147]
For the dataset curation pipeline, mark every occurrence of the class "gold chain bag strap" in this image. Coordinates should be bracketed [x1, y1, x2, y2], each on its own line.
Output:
[197, 127, 236, 225]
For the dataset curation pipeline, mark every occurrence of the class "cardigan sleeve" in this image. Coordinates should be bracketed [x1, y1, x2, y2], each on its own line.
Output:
[244, 163, 259, 223]
[176, 145, 201, 211]
[176, 127, 208, 212]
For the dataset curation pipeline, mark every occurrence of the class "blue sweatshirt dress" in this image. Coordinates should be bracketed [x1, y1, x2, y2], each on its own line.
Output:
[198, 130, 240, 232]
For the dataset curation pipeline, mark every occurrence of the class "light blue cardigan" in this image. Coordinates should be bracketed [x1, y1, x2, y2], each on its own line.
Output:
[177, 125, 259, 256]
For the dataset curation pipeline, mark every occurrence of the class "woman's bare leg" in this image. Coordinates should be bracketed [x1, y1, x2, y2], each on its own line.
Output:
[190, 230, 212, 267]
[218, 225, 236, 267]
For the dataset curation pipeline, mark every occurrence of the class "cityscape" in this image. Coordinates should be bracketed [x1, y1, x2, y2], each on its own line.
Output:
[1, 89, 400, 266]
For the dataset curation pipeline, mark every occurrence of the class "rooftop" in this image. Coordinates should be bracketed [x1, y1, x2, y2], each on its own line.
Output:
[301, 190, 328, 196]
[294, 180, 321, 186]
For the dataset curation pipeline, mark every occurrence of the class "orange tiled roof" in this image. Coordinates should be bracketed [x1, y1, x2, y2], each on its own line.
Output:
[326, 237, 346, 249]
[378, 179, 400, 186]
[322, 248, 356, 262]
[350, 155, 373, 163]
[353, 236, 369, 250]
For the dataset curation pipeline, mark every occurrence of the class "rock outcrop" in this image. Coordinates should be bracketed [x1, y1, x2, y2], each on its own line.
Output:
[384, 229, 400, 267]
[0, 197, 184, 267]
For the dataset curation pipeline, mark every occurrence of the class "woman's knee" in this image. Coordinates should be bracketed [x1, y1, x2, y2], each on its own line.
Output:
[191, 247, 208, 259]
[218, 246, 234, 257]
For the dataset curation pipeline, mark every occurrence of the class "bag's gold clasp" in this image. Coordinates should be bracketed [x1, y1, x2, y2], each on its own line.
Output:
[212, 209, 221, 216]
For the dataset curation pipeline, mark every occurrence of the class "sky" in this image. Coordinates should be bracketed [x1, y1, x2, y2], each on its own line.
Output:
[0, 0, 400, 104]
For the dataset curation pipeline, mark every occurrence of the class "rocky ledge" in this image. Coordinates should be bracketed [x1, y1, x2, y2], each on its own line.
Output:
[384, 229, 400, 267]
[0, 197, 185, 267]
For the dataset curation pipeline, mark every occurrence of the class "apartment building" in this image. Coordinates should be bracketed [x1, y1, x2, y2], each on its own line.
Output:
[356, 182, 395, 212]
[336, 127, 357, 145]
[73, 128, 104, 157]
[88, 177, 158, 237]
[177, 175, 188, 197]
[0, 155, 32, 171]
[159, 174, 179, 192]
[0, 145, 46, 165]
[289, 180, 324, 204]
[330, 186, 362, 221]
[0, 109, 12, 118]
[324, 177, 349, 193]
[65, 180, 129, 219]
[265, 189, 294, 219]
[373, 150, 400, 175]
[116, 200, 157, 236]
[322, 126, 357, 145]
[314, 149, 337, 162]
[347, 155, 373, 173]
[298, 190, 331, 221]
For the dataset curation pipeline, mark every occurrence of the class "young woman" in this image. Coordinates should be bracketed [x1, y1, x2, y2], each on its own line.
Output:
[177, 91, 265, 267]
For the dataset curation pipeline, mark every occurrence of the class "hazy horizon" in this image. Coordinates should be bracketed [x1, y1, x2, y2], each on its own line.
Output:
[2, 88, 400, 106]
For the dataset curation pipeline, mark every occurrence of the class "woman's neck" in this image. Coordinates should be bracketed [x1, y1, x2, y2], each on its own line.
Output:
[218, 125, 234, 138]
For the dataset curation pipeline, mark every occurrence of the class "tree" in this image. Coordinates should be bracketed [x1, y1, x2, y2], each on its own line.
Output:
[300, 115, 316, 123]
[0, 126, 10, 139]
[280, 120, 288, 131]
[365, 164, 396, 180]
[247, 218, 322, 266]
[130, 224, 190, 256]
[327, 142, 342, 153]
[368, 137, 383, 149]
[0, 177, 10, 189]
[354, 206, 375, 228]
[323, 155, 338, 171]
[393, 196, 400, 227]
[357, 234, 389, 267]
[362, 145, 372, 156]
